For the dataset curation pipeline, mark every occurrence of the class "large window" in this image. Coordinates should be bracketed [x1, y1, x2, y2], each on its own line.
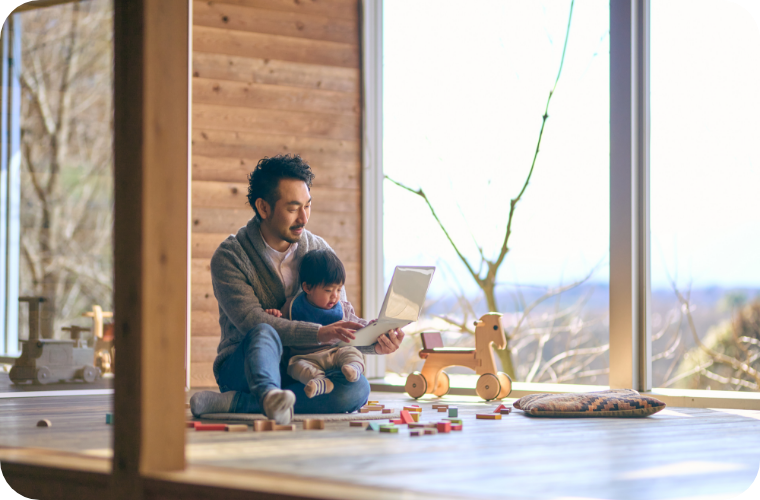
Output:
[383, 0, 611, 387]
[0, 0, 114, 392]
[650, 0, 760, 392]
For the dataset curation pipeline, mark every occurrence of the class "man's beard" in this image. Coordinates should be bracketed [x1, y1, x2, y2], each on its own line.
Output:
[281, 225, 304, 244]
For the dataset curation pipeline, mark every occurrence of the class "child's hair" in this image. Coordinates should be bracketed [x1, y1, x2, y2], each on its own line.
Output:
[299, 249, 346, 288]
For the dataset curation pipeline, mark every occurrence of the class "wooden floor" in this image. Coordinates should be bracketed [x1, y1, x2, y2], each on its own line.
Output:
[1, 392, 759, 500]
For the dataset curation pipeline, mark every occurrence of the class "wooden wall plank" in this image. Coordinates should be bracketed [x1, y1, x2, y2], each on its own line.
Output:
[194, 1, 359, 45]
[192, 310, 221, 336]
[192, 52, 359, 93]
[192, 129, 360, 163]
[191, 336, 220, 362]
[194, 25, 359, 68]
[210, 0, 359, 23]
[192, 155, 361, 188]
[193, 103, 359, 140]
[191, 362, 217, 387]
[193, 77, 359, 116]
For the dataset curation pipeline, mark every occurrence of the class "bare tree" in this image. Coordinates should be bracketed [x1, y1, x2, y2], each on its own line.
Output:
[18, 0, 113, 338]
[385, 0, 578, 378]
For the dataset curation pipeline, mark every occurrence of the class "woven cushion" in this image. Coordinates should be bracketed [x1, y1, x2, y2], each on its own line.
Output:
[513, 389, 666, 417]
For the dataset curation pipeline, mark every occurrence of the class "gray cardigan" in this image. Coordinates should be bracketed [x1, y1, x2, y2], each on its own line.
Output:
[210, 217, 375, 381]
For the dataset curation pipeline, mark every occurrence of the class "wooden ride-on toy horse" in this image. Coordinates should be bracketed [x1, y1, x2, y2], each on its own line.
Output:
[405, 313, 512, 401]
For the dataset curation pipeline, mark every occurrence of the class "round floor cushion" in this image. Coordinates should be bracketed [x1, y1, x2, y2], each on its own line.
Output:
[514, 389, 666, 417]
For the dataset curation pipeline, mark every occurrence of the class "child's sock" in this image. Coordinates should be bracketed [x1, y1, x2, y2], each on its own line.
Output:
[341, 362, 364, 382]
[304, 378, 334, 398]
[190, 390, 236, 417]
[262, 389, 296, 425]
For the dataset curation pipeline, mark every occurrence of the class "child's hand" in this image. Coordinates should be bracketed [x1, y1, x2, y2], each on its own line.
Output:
[265, 309, 282, 318]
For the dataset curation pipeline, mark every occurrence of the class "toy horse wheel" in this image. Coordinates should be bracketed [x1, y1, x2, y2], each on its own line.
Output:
[405, 372, 427, 399]
[432, 371, 450, 397]
[496, 372, 512, 399]
[34, 366, 52, 385]
[79, 364, 99, 383]
[476, 373, 501, 400]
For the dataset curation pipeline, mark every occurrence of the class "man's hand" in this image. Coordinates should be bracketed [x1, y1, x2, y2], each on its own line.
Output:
[374, 328, 405, 354]
[265, 309, 282, 317]
[317, 320, 364, 345]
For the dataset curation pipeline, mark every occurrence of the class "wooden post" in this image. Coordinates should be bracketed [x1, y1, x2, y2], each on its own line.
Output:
[113, 0, 190, 498]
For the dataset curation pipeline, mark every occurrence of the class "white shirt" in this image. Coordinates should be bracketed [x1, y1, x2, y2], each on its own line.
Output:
[261, 233, 299, 296]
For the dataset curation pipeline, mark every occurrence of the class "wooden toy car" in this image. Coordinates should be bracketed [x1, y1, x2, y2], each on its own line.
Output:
[405, 313, 512, 400]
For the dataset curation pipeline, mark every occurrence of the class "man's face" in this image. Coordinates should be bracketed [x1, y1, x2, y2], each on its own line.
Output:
[261, 178, 311, 244]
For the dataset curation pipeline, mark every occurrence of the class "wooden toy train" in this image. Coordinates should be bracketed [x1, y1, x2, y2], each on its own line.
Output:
[405, 313, 512, 401]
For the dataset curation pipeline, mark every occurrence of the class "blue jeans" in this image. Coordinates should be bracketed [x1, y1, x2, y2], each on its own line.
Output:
[216, 324, 370, 414]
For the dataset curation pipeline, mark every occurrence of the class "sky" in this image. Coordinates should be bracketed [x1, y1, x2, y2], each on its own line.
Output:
[383, 0, 760, 296]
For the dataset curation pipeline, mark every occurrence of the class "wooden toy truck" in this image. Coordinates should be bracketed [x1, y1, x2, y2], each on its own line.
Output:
[405, 313, 512, 400]
[8, 297, 100, 385]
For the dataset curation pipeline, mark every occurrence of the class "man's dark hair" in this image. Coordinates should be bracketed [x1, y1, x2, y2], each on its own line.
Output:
[299, 249, 346, 288]
[247, 154, 315, 220]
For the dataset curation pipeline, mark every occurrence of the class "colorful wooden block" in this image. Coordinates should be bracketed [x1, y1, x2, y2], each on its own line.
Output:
[436, 421, 451, 433]
[494, 404, 508, 414]
[408, 423, 427, 428]
[476, 413, 502, 420]
[391, 419, 404, 425]
[451, 424, 463, 431]
[274, 424, 296, 431]
[400, 410, 414, 424]
[448, 407, 458, 418]
[36, 419, 52, 427]
[410, 429, 423, 437]
[186, 421, 197, 428]
[366, 422, 382, 431]
[403, 406, 422, 412]
[196, 423, 227, 431]
[423, 428, 438, 435]
[302, 419, 325, 430]
[106, 413, 113, 425]
[367, 400, 379, 405]
[410, 412, 420, 422]
[350, 421, 370, 428]
[253, 420, 276, 432]
[445, 418, 463, 425]
[382, 408, 393, 414]
[437, 407, 448, 412]
[226, 424, 249, 432]
[500, 408, 512, 415]
[362, 405, 383, 411]
[432, 404, 449, 409]
[360, 408, 370, 413]
[379, 426, 399, 433]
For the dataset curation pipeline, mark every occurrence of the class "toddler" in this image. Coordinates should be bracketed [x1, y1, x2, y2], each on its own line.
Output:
[265, 249, 367, 398]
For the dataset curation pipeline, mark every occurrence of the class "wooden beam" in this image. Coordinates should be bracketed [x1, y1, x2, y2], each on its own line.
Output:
[113, 0, 190, 497]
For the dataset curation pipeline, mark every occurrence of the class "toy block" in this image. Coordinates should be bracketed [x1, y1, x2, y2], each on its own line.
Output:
[423, 428, 438, 435]
[186, 421, 198, 428]
[410, 412, 420, 422]
[437, 407, 448, 413]
[410, 429, 423, 437]
[350, 421, 370, 428]
[451, 424, 463, 431]
[366, 422, 382, 431]
[391, 419, 404, 425]
[494, 404, 508, 413]
[432, 404, 448, 409]
[448, 407, 458, 418]
[106, 413, 114, 425]
[196, 423, 227, 431]
[367, 400, 379, 405]
[253, 420, 276, 432]
[423, 422, 438, 428]
[445, 418, 463, 425]
[36, 419, 52, 427]
[226, 424, 249, 432]
[476, 413, 502, 420]
[302, 419, 325, 430]
[421, 331, 444, 349]
[410, 404, 420, 407]
[408, 423, 427, 428]
[360, 408, 370, 413]
[436, 421, 451, 433]
[274, 424, 296, 431]
[400, 410, 414, 424]
[379, 426, 398, 433]
[382, 408, 393, 414]
[500, 408, 512, 415]
[403, 406, 422, 412]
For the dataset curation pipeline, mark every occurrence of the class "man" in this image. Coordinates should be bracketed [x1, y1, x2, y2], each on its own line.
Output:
[190, 155, 403, 424]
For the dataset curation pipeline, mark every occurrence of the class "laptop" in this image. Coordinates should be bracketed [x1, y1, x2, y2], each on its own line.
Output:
[339, 265, 435, 347]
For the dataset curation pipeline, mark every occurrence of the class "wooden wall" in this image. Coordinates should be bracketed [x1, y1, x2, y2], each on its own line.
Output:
[190, 0, 363, 387]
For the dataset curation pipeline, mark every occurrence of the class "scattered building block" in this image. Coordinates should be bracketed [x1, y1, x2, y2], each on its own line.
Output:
[432, 404, 449, 409]
[390, 419, 404, 425]
[350, 421, 369, 428]
[436, 421, 451, 433]
[106, 413, 114, 425]
[367, 400, 379, 405]
[500, 408, 512, 415]
[448, 407, 458, 418]
[409, 404, 420, 407]
[226, 424, 249, 432]
[451, 424, 463, 431]
[186, 421, 198, 428]
[400, 410, 414, 424]
[362, 405, 383, 411]
[274, 424, 296, 431]
[494, 404, 508, 414]
[410, 412, 420, 422]
[382, 408, 393, 414]
[302, 419, 325, 430]
[196, 423, 227, 431]
[379, 426, 398, 433]
[253, 420, 276, 432]
[445, 418, 463, 425]
[366, 422, 382, 431]
[423, 428, 438, 435]
[360, 408, 370, 413]
[437, 407, 448, 413]
[423, 422, 438, 428]
[408, 423, 427, 428]
[403, 406, 422, 413]
[410, 429, 423, 437]
[476, 413, 502, 420]
[36, 419, 52, 428]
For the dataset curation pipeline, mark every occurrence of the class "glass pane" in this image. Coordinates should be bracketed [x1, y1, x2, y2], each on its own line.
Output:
[0, 0, 114, 392]
[651, 0, 760, 392]
[383, 0, 610, 388]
